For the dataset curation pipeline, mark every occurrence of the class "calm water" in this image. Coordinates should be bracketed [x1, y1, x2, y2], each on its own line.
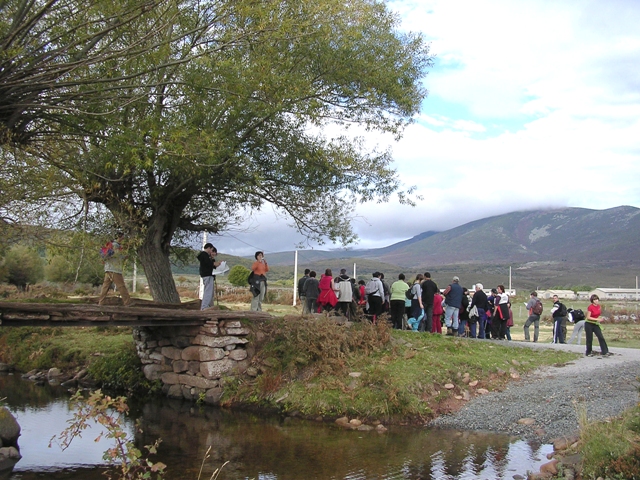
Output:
[1, 374, 552, 479]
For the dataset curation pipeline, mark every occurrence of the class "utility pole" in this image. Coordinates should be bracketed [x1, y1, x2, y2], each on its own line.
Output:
[293, 250, 298, 306]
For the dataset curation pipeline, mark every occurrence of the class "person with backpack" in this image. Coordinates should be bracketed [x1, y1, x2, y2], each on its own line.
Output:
[365, 272, 385, 323]
[98, 232, 131, 306]
[551, 294, 568, 343]
[568, 308, 586, 345]
[523, 291, 543, 342]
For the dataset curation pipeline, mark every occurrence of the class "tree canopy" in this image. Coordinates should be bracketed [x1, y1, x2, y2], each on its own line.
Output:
[0, 0, 432, 302]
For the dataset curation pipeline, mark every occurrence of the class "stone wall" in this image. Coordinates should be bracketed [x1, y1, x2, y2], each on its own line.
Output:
[134, 318, 258, 404]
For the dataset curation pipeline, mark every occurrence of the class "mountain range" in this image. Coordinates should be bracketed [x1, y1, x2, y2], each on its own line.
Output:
[262, 206, 640, 291]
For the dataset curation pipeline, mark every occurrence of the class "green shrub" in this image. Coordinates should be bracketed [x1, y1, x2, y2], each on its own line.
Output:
[88, 344, 161, 396]
[228, 265, 251, 287]
[2, 245, 44, 290]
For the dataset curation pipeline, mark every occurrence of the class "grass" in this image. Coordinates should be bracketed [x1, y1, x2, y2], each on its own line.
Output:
[570, 404, 640, 479]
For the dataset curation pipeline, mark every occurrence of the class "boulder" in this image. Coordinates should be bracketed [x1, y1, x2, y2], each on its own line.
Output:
[0, 408, 20, 447]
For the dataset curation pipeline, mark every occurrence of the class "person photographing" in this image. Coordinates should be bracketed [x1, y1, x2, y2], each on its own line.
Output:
[198, 243, 221, 310]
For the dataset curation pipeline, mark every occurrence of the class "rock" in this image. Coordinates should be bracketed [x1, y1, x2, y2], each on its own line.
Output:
[0, 408, 20, 447]
[517, 418, 536, 426]
[375, 424, 388, 432]
[357, 424, 374, 431]
[47, 368, 61, 379]
[349, 419, 362, 427]
[444, 383, 455, 390]
[348, 372, 362, 378]
[0, 364, 13, 373]
[0, 446, 21, 474]
[203, 387, 224, 405]
[553, 435, 580, 451]
[539, 458, 559, 475]
[469, 380, 478, 387]
[476, 388, 489, 395]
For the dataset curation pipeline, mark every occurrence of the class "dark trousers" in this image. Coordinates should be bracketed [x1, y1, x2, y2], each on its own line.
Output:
[420, 304, 433, 332]
[585, 321, 608, 355]
[368, 295, 383, 321]
[553, 317, 566, 343]
[390, 300, 405, 329]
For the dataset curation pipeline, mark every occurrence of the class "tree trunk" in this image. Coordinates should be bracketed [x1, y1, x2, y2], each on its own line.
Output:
[137, 224, 181, 304]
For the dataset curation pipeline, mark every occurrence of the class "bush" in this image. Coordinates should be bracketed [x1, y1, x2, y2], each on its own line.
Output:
[45, 253, 103, 286]
[228, 265, 251, 287]
[88, 344, 161, 396]
[2, 245, 44, 290]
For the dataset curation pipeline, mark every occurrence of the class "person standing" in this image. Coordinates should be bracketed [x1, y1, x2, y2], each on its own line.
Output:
[523, 291, 542, 342]
[491, 285, 509, 340]
[365, 272, 385, 323]
[551, 294, 567, 343]
[250, 251, 269, 311]
[197, 243, 220, 310]
[432, 290, 444, 334]
[389, 273, 410, 329]
[442, 276, 463, 336]
[470, 283, 488, 339]
[334, 269, 353, 318]
[298, 269, 310, 313]
[420, 272, 439, 333]
[457, 287, 471, 337]
[303, 271, 320, 314]
[408, 274, 424, 330]
[98, 232, 132, 306]
[585, 294, 611, 356]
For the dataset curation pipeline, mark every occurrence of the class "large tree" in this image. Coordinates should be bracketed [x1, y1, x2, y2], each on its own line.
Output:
[0, 0, 432, 303]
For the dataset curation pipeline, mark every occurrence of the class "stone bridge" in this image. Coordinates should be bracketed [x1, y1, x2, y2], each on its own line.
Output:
[0, 301, 271, 404]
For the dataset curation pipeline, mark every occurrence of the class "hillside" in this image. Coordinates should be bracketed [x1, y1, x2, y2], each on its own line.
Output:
[249, 206, 640, 290]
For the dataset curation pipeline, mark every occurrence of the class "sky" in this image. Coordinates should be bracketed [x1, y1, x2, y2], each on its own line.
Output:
[209, 0, 640, 257]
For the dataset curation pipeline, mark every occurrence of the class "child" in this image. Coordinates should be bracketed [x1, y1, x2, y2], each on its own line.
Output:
[432, 291, 444, 334]
[407, 309, 424, 332]
[585, 294, 612, 357]
[505, 302, 514, 341]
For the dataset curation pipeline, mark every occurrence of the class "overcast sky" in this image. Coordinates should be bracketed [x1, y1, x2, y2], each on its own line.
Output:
[208, 0, 640, 257]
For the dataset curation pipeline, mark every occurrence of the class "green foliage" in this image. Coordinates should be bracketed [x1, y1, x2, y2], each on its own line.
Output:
[0, 0, 432, 304]
[2, 245, 44, 289]
[50, 390, 166, 480]
[578, 404, 640, 479]
[45, 253, 103, 286]
[88, 344, 162, 396]
[228, 265, 251, 287]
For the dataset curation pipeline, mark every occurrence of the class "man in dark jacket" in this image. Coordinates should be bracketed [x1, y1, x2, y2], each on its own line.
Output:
[551, 294, 568, 343]
[470, 283, 489, 339]
[298, 269, 310, 313]
[442, 276, 463, 336]
[302, 271, 320, 314]
[420, 272, 439, 333]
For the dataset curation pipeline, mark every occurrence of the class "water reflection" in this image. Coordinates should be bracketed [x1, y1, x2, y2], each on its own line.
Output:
[0, 374, 551, 480]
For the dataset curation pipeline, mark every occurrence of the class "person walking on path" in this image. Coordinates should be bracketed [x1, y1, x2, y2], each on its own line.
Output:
[523, 291, 543, 342]
[585, 294, 611, 356]
[250, 251, 269, 311]
[197, 243, 220, 310]
[98, 232, 131, 306]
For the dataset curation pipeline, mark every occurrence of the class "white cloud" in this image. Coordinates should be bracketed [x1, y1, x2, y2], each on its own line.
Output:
[213, 0, 640, 255]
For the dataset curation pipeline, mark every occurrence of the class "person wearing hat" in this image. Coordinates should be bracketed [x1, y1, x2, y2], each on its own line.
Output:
[442, 276, 463, 336]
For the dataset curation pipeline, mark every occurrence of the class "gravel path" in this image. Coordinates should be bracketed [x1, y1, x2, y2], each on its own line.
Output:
[428, 340, 640, 444]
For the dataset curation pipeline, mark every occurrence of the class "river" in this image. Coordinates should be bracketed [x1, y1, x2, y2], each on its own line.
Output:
[0, 374, 552, 479]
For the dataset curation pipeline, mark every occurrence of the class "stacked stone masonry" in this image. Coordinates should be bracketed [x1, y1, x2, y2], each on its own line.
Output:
[134, 319, 254, 405]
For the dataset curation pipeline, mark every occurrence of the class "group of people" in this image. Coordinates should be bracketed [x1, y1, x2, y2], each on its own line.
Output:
[297, 268, 360, 318]
[523, 291, 611, 357]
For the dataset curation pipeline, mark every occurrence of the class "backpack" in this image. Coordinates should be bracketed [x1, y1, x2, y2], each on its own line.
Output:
[405, 288, 413, 300]
[365, 279, 379, 296]
[532, 299, 543, 315]
[572, 308, 585, 321]
[99, 241, 115, 260]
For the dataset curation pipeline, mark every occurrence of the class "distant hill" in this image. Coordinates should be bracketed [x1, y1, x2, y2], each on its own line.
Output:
[251, 206, 640, 291]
